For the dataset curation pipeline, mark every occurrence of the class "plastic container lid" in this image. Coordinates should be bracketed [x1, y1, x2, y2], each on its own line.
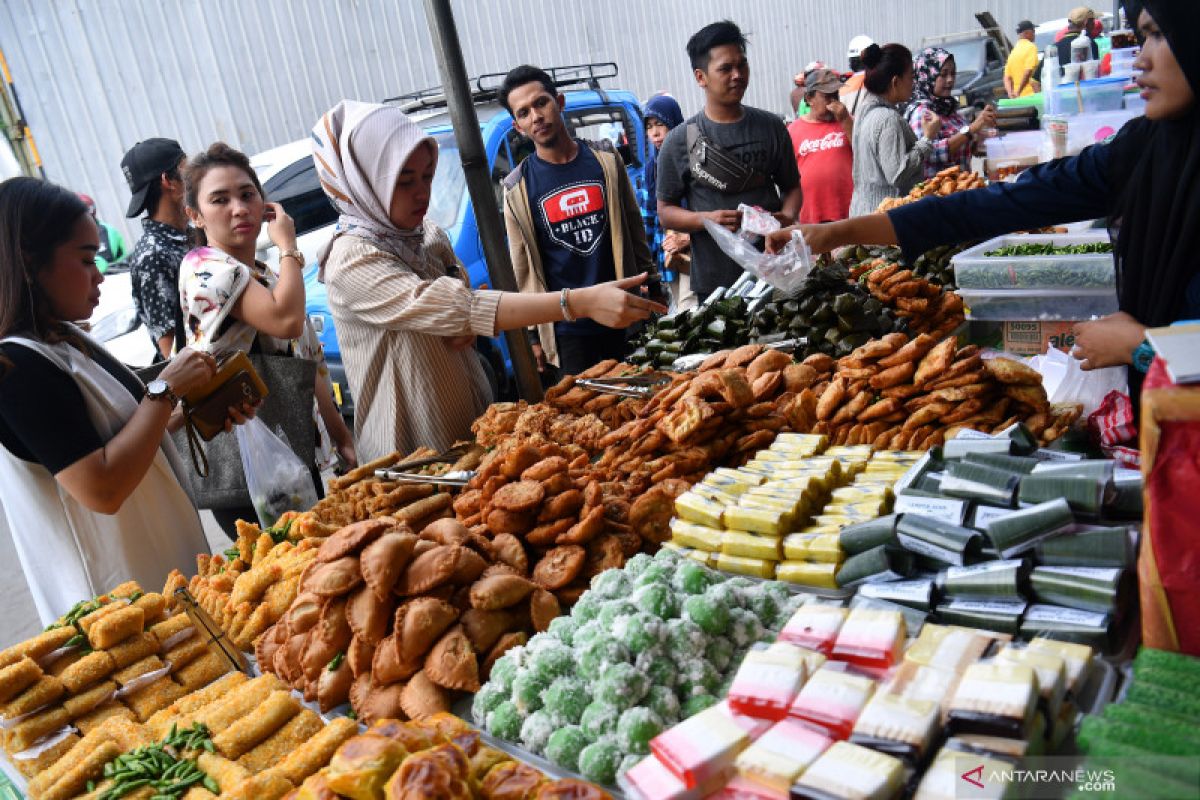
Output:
[957, 288, 1119, 321]
[953, 233, 1114, 291]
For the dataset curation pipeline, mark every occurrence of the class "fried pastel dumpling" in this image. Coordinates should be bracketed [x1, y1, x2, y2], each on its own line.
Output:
[424, 625, 479, 692]
[287, 593, 324, 633]
[361, 531, 418, 600]
[326, 733, 408, 800]
[317, 657, 353, 713]
[304, 557, 363, 597]
[356, 680, 408, 727]
[346, 586, 392, 645]
[373, 633, 421, 685]
[529, 589, 561, 633]
[317, 518, 395, 563]
[420, 517, 470, 546]
[397, 598, 460, 664]
[347, 634, 375, 679]
[365, 718, 437, 753]
[460, 608, 524, 653]
[746, 348, 793, 382]
[469, 574, 535, 611]
[489, 533, 528, 575]
[450, 547, 489, 585]
[531, 545, 585, 591]
[535, 779, 613, 799]
[1004, 383, 1050, 411]
[384, 742, 472, 800]
[492, 480, 546, 513]
[481, 760, 546, 800]
[395, 545, 459, 595]
[985, 356, 1044, 386]
[400, 670, 451, 720]
[482, 632, 527, 678]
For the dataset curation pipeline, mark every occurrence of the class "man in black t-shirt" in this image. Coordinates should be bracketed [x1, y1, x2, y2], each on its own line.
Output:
[500, 65, 654, 377]
[656, 20, 802, 297]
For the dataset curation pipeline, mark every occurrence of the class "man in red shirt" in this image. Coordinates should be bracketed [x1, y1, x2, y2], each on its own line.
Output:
[788, 69, 854, 224]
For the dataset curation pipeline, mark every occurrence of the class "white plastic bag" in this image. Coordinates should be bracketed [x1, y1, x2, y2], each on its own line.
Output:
[736, 203, 781, 241]
[1028, 345, 1128, 417]
[235, 416, 318, 528]
[703, 218, 815, 294]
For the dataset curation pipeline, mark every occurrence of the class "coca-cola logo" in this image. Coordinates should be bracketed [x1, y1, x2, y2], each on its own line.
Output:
[796, 131, 846, 157]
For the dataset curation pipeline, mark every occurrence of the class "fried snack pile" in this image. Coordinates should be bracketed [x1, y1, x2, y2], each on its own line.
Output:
[849, 259, 966, 338]
[799, 333, 1081, 450]
[289, 713, 612, 800]
[259, 516, 556, 724]
[0, 580, 234, 786]
[876, 165, 987, 211]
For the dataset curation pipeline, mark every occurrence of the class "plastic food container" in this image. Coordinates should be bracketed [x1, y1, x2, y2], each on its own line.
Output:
[1051, 76, 1128, 115]
[984, 131, 1045, 181]
[952, 233, 1115, 290]
[957, 288, 1118, 321]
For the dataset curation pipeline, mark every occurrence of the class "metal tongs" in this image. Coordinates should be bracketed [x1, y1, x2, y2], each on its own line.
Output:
[173, 587, 252, 675]
[373, 444, 475, 487]
[575, 372, 672, 398]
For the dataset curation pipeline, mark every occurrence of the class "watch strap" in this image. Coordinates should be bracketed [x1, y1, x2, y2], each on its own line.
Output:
[1132, 340, 1155, 374]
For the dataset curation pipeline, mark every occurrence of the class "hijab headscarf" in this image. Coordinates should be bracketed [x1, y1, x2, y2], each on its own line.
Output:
[311, 100, 437, 276]
[910, 47, 959, 117]
[642, 94, 684, 204]
[1108, 0, 1200, 329]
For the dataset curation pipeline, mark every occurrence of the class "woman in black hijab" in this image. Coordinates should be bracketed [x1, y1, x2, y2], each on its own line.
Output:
[767, 0, 1197, 389]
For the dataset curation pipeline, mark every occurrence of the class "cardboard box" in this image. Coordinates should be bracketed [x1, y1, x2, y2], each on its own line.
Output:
[1002, 321, 1079, 356]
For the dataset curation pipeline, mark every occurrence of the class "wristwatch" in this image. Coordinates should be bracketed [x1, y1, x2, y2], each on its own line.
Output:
[278, 249, 305, 267]
[145, 378, 179, 407]
[1132, 340, 1155, 374]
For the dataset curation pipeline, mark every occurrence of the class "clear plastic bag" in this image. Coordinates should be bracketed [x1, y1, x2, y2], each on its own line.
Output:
[736, 203, 780, 241]
[703, 218, 815, 294]
[235, 416, 318, 528]
[1028, 345, 1128, 418]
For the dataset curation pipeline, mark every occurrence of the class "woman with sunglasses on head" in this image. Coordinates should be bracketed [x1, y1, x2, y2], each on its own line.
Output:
[769, 0, 1196, 399]
[0, 178, 246, 624]
[904, 47, 997, 180]
[788, 68, 855, 223]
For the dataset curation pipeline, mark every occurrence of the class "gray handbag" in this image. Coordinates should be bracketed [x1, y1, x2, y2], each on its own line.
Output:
[141, 354, 317, 510]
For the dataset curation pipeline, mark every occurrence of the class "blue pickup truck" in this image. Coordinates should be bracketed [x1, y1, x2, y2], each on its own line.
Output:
[251, 64, 651, 418]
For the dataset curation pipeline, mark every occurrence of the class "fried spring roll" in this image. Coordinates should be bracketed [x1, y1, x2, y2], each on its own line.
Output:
[12, 730, 77, 779]
[222, 773, 294, 800]
[236, 709, 323, 774]
[1, 675, 65, 719]
[146, 671, 248, 739]
[213, 689, 301, 760]
[0, 656, 42, 704]
[188, 674, 283, 733]
[267, 716, 359, 785]
[0, 627, 74, 669]
[5, 705, 70, 753]
[86, 605, 145, 650]
[150, 612, 193, 643]
[123, 676, 186, 721]
[108, 632, 160, 670]
[131, 592, 167, 625]
[59, 651, 116, 694]
[165, 636, 209, 670]
[113, 655, 164, 687]
[77, 601, 127, 635]
[197, 752, 252, 792]
[62, 679, 116, 719]
[38, 740, 122, 800]
[73, 700, 136, 735]
[109, 581, 144, 599]
[174, 651, 232, 692]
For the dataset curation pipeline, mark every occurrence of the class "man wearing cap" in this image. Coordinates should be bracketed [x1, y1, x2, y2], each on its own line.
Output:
[1005, 21, 1041, 98]
[77, 193, 128, 274]
[1056, 7, 1100, 66]
[788, 68, 854, 224]
[121, 138, 188, 360]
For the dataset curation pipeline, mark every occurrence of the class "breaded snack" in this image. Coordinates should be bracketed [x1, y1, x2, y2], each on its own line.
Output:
[76, 601, 127, 635]
[113, 655, 165, 687]
[213, 690, 301, 760]
[6, 705, 70, 753]
[267, 717, 359, 786]
[149, 613, 194, 646]
[188, 674, 284, 733]
[73, 700, 136, 734]
[165, 636, 208, 671]
[218, 773, 294, 800]
[109, 581, 144, 598]
[2, 675, 65, 719]
[123, 676, 186, 721]
[0, 656, 42, 704]
[12, 730, 77, 779]
[59, 651, 116, 694]
[145, 671, 247, 739]
[35, 740, 121, 800]
[174, 651, 233, 692]
[131, 592, 168, 624]
[197, 752, 252, 792]
[180, 789, 218, 800]
[108, 632, 160, 670]
[0, 627, 74, 669]
[237, 708, 323, 774]
[62, 680, 116, 719]
[86, 605, 144, 650]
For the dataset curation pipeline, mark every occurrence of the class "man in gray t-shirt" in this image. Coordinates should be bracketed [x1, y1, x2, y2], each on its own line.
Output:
[656, 20, 801, 296]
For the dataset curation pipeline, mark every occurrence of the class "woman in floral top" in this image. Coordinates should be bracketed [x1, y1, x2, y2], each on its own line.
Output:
[179, 143, 356, 510]
[904, 47, 997, 180]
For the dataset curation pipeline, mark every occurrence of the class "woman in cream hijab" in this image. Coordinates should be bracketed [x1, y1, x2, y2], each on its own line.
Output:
[314, 101, 664, 461]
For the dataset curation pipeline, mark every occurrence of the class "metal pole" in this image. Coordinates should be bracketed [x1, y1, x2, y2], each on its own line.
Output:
[423, 0, 544, 403]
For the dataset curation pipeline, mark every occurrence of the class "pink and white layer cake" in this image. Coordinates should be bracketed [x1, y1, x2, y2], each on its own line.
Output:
[649, 701, 773, 789]
[787, 665, 876, 740]
[849, 691, 940, 764]
[734, 719, 833, 794]
[946, 662, 1039, 740]
[710, 774, 790, 800]
[903, 624, 1005, 674]
[727, 643, 813, 721]
[778, 605, 848, 655]
[830, 607, 906, 671]
[788, 741, 906, 800]
[619, 753, 730, 800]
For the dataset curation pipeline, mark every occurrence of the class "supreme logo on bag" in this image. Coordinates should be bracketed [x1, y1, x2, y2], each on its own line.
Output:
[539, 181, 607, 256]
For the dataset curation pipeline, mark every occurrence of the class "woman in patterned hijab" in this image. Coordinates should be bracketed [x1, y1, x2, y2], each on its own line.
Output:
[903, 47, 996, 179]
[311, 101, 663, 459]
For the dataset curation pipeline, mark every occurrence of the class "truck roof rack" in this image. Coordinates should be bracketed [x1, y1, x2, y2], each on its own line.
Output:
[383, 62, 618, 113]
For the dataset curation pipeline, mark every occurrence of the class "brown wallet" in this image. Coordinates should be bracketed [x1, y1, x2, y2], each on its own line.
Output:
[182, 351, 269, 441]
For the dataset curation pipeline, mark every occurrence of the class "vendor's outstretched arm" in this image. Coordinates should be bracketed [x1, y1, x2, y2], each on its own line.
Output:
[765, 213, 898, 255]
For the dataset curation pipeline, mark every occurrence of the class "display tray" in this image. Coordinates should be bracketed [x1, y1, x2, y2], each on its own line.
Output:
[952, 233, 1114, 290]
[958, 287, 1118, 321]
